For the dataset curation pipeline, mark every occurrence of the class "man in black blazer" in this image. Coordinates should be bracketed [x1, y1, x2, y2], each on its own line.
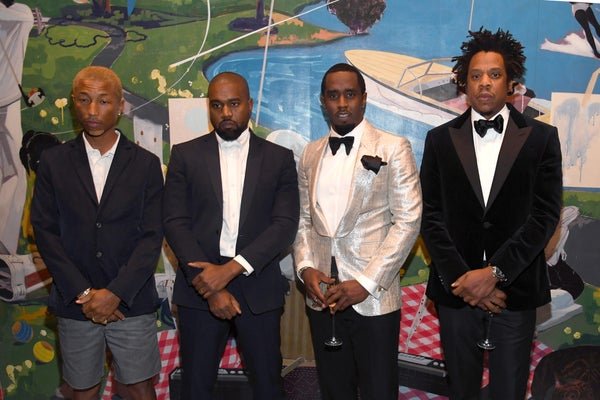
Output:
[31, 66, 163, 399]
[163, 72, 299, 399]
[420, 28, 563, 400]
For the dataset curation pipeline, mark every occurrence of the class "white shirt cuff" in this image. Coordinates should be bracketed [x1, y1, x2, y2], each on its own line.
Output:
[296, 260, 315, 283]
[234, 255, 253, 276]
[355, 273, 381, 299]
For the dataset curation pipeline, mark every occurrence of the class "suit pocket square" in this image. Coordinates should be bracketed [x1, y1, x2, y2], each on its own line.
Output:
[361, 155, 387, 174]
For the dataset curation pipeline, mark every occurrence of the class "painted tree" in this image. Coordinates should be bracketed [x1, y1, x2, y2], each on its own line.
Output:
[328, 0, 386, 34]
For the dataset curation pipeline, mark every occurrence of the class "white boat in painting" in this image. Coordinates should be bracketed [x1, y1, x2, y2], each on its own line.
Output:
[345, 49, 550, 127]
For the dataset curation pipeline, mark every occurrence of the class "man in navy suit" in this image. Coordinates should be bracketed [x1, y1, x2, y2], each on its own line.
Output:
[31, 66, 163, 400]
[421, 28, 563, 400]
[163, 72, 299, 400]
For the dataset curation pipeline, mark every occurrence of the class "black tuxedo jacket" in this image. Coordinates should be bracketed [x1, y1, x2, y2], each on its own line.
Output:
[163, 131, 299, 314]
[421, 104, 563, 310]
[31, 134, 164, 320]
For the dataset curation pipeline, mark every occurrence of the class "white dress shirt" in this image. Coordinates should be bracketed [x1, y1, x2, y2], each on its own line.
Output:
[472, 105, 509, 262]
[83, 130, 120, 202]
[312, 119, 379, 296]
[472, 105, 509, 206]
[216, 129, 253, 274]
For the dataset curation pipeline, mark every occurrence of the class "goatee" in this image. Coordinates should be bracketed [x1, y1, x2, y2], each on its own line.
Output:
[333, 124, 356, 136]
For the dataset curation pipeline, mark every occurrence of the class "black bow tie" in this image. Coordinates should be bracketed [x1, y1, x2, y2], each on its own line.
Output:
[474, 115, 504, 137]
[329, 136, 354, 155]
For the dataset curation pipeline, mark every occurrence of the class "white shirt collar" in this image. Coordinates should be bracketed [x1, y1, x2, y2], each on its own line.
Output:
[83, 129, 120, 157]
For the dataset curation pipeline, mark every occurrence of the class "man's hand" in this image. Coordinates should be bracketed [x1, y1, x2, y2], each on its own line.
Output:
[477, 288, 507, 314]
[301, 267, 334, 308]
[451, 267, 498, 306]
[325, 280, 369, 312]
[207, 290, 242, 320]
[76, 288, 124, 324]
[190, 260, 244, 299]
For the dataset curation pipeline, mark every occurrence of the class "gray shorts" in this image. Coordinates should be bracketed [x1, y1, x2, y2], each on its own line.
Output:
[58, 314, 161, 390]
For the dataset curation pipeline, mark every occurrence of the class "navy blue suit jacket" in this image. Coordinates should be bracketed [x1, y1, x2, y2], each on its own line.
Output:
[163, 131, 299, 314]
[421, 104, 563, 310]
[31, 133, 164, 320]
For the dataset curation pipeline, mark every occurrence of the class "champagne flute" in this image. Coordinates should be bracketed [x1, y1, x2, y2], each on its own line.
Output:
[324, 273, 343, 348]
[477, 311, 496, 350]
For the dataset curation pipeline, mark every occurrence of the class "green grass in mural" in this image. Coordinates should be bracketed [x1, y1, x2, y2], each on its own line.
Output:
[564, 191, 600, 219]
[21, 26, 109, 139]
[537, 284, 600, 350]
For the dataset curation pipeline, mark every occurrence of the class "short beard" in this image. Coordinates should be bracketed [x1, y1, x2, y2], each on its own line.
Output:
[215, 125, 245, 141]
[332, 124, 356, 136]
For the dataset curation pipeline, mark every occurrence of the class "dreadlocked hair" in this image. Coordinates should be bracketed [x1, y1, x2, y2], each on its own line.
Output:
[452, 27, 526, 91]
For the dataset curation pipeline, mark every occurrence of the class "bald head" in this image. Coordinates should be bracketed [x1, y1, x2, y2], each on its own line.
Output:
[73, 66, 123, 100]
[208, 72, 250, 100]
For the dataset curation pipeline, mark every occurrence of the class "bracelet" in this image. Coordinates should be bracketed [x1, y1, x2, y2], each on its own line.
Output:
[296, 266, 311, 281]
[77, 287, 92, 299]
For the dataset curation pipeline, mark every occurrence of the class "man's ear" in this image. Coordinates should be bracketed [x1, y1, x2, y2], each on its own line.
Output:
[507, 81, 517, 95]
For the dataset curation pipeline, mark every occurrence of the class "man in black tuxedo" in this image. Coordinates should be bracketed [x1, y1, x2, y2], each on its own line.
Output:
[163, 72, 299, 399]
[31, 66, 163, 399]
[420, 28, 563, 400]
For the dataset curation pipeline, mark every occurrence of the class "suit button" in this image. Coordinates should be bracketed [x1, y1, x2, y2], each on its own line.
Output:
[96, 251, 103, 258]
[96, 222, 102, 228]
[483, 222, 493, 229]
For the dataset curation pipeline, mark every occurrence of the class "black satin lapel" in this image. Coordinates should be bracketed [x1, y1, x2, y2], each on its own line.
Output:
[486, 118, 531, 211]
[204, 134, 223, 211]
[98, 136, 132, 210]
[449, 125, 485, 209]
[70, 135, 98, 205]
[239, 134, 261, 227]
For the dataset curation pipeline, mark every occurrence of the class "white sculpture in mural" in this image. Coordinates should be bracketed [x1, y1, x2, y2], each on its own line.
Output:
[0, 1, 33, 254]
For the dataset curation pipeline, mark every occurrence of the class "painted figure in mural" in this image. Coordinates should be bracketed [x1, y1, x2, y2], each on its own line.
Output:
[31, 66, 163, 400]
[0, 0, 33, 254]
[163, 72, 299, 400]
[571, 2, 600, 58]
[420, 28, 563, 400]
[293, 63, 422, 400]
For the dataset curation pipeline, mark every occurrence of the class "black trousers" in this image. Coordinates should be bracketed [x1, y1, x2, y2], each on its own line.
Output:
[436, 304, 536, 400]
[306, 306, 400, 400]
[178, 302, 285, 400]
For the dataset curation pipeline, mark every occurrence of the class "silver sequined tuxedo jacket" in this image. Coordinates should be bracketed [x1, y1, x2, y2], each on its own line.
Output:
[293, 120, 422, 316]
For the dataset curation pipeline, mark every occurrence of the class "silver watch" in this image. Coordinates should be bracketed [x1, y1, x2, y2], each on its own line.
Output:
[491, 266, 507, 283]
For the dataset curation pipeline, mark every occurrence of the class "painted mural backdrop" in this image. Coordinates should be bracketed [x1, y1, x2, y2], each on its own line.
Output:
[1, 0, 599, 398]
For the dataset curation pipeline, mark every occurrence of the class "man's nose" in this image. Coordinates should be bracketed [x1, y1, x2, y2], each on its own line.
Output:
[88, 101, 98, 115]
[480, 74, 492, 87]
[221, 104, 233, 117]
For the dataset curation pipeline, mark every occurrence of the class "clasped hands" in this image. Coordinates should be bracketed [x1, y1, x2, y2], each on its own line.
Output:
[189, 260, 244, 320]
[76, 288, 124, 325]
[451, 267, 507, 313]
[301, 267, 369, 313]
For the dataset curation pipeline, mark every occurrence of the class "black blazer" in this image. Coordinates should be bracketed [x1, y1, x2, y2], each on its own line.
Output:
[420, 104, 563, 310]
[31, 134, 164, 320]
[163, 131, 299, 314]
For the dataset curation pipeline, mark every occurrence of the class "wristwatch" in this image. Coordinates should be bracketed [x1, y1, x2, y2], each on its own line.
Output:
[490, 266, 507, 283]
